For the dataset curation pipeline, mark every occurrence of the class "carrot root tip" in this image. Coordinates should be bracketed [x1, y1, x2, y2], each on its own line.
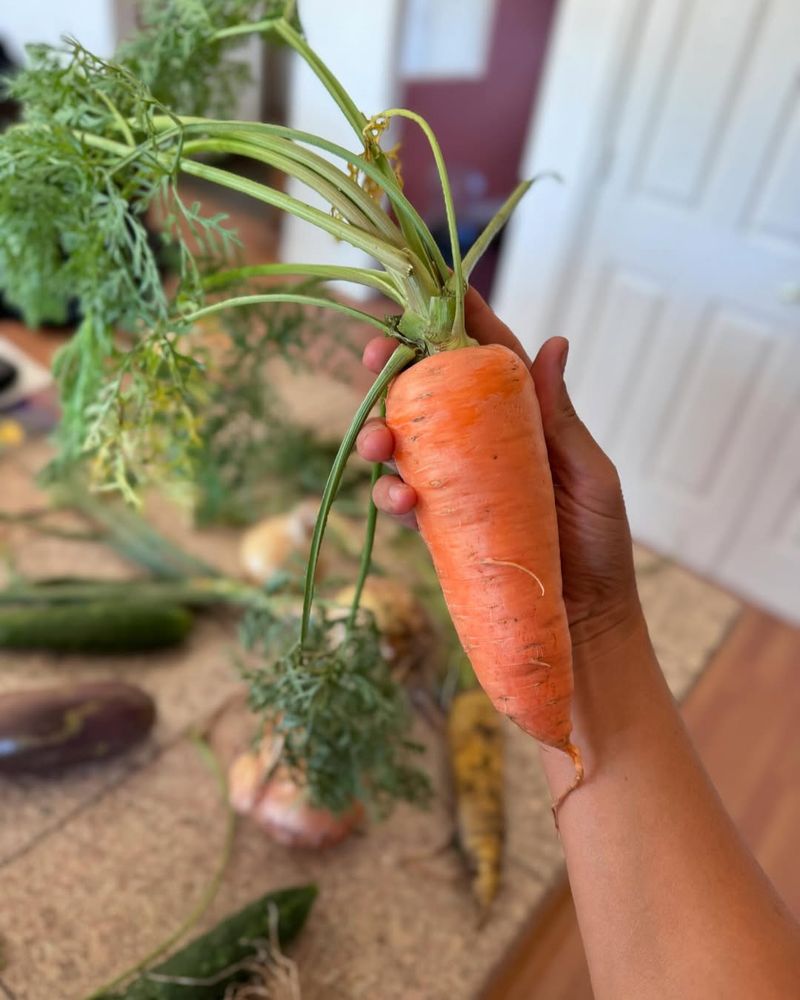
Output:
[551, 741, 584, 832]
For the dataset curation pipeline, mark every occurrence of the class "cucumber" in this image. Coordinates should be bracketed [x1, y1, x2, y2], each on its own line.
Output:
[0, 601, 193, 653]
[101, 884, 318, 999]
[0, 681, 155, 773]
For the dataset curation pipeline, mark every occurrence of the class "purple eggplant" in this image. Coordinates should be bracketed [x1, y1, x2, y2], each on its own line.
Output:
[0, 681, 156, 774]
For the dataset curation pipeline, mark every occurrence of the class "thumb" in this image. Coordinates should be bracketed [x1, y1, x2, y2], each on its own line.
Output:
[530, 338, 620, 494]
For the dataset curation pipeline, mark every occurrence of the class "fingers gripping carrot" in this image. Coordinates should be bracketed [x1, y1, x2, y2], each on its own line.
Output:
[386, 344, 583, 806]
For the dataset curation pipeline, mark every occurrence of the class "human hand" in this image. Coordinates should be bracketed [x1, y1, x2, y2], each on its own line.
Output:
[356, 288, 644, 654]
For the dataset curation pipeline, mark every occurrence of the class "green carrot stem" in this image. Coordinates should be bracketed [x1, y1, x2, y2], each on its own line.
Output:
[179, 155, 412, 273]
[0, 577, 268, 609]
[59, 484, 219, 579]
[210, 13, 367, 137]
[300, 343, 416, 645]
[211, 8, 433, 283]
[378, 108, 466, 339]
[169, 119, 448, 286]
[76, 132, 411, 272]
[205, 124, 406, 242]
[367, 145, 443, 284]
[460, 179, 534, 279]
[202, 264, 405, 305]
[180, 135, 394, 239]
[183, 293, 396, 335]
[222, 129, 404, 242]
[182, 134, 443, 289]
[347, 458, 383, 632]
[141, 116, 448, 288]
[92, 87, 135, 146]
[0, 511, 102, 543]
[459, 173, 559, 281]
[271, 18, 366, 136]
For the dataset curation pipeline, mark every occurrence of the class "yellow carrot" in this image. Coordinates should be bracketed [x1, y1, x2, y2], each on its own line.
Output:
[447, 687, 505, 913]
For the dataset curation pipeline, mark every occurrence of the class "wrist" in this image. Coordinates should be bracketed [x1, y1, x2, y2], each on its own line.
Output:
[569, 609, 670, 749]
[541, 614, 676, 804]
[570, 596, 649, 668]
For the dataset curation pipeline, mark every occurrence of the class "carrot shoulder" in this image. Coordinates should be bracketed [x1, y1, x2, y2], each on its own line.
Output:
[386, 344, 582, 791]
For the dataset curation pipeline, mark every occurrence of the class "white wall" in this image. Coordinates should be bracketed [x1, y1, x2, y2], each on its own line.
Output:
[279, 0, 404, 292]
[399, 0, 494, 80]
[2, 0, 265, 122]
[2, 0, 117, 61]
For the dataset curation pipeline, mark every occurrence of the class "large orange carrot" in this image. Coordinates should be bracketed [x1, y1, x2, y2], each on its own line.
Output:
[386, 343, 582, 792]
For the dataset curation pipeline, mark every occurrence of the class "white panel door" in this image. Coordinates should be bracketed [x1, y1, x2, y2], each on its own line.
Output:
[499, 0, 800, 622]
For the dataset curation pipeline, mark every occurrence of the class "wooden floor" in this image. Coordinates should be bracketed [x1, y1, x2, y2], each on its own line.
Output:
[484, 607, 800, 999]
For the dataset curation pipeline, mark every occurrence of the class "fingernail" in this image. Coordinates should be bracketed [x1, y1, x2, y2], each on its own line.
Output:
[559, 341, 569, 375]
[388, 483, 407, 504]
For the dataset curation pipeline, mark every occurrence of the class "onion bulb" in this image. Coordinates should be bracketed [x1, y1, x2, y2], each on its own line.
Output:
[333, 577, 432, 677]
[228, 737, 362, 849]
[239, 498, 324, 585]
[252, 768, 363, 849]
[228, 735, 282, 815]
[228, 750, 268, 815]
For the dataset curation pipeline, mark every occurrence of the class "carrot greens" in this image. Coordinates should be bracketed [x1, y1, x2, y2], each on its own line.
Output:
[0, 0, 536, 812]
[242, 602, 430, 815]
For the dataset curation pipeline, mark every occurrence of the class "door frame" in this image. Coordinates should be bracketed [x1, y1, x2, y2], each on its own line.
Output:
[491, 0, 650, 354]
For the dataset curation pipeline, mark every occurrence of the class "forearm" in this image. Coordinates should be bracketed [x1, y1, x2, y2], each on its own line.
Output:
[541, 615, 800, 1000]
